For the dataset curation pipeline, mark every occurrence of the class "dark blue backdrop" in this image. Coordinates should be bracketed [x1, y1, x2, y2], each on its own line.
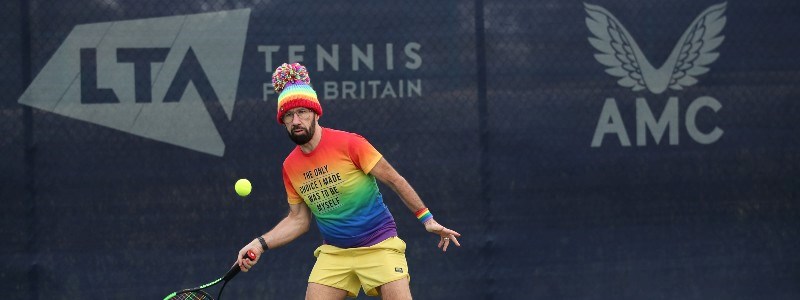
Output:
[2, 0, 798, 299]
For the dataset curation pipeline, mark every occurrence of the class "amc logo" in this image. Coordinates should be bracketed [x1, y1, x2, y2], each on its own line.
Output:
[585, 2, 727, 147]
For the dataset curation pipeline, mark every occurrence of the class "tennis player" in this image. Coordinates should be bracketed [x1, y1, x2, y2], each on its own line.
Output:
[236, 63, 461, 299]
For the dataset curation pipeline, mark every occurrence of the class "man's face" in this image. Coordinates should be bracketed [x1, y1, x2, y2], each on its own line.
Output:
[283, 107, 317, 145]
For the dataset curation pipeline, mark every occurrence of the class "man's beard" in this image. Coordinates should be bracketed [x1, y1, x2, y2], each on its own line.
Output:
[287, 119, 317, 145]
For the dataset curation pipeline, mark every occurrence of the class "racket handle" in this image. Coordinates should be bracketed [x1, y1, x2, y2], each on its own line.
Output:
[224, 249, 257, 281]
[246, 250, 256, 260]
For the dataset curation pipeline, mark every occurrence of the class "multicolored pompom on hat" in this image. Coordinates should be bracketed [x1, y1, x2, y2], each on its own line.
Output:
[273, 63, 322, 124]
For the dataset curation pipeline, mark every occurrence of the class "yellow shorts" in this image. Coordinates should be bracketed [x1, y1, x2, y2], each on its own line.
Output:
[308, 236, 410, 297]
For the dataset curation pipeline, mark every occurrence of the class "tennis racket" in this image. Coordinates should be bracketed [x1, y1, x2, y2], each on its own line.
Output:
[163, 250, 256, 300]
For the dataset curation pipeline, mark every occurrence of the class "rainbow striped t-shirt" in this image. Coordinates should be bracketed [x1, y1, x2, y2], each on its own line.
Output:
[282, 127, 397, 248]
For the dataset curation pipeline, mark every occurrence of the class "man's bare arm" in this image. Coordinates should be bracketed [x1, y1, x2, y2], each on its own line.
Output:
[370, 158, 462, 251]
[237, 203, 311, 271]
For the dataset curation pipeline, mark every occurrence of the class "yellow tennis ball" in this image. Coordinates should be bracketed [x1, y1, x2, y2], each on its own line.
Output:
[235, 179, 252, 197]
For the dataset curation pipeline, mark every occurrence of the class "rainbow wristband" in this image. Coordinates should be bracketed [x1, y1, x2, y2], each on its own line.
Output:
[415, 208, 433, 224]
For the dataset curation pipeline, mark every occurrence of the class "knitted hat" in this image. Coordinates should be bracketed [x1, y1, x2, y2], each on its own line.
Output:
[273, 63, 322, 124]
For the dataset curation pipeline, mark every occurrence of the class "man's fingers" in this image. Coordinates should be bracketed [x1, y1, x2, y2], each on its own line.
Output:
[240, 258, 249, 272]
[450, 235, 461, 247]
[242, 259, 254, 272]
[435, 226, 460, 237]
[430, 224, 462, 252]
[444, 228, 461, 237]
[238, 249, 258, 271]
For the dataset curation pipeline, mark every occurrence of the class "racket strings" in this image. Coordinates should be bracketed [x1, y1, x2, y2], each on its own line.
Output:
[174, 291, 213, 300]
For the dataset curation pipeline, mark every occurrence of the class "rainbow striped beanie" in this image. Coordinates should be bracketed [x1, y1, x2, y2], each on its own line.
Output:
[272, 63, 322, 124]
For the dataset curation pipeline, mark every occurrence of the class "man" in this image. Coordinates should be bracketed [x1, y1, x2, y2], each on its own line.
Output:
[236, 63, 461, 299]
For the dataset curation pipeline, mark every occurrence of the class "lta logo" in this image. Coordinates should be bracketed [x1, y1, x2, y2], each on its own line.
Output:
[18, 9, 250, 156]
[585, 2, 727, 147]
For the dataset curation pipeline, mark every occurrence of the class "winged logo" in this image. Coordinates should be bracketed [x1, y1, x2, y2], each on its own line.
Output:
[585, 2, 727, 94]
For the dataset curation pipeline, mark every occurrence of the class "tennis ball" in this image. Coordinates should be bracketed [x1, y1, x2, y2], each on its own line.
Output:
[235, 179, 252, 197]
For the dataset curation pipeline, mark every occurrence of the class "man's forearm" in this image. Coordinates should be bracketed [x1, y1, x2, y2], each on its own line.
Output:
[370, 158, 432, 218]
[385, 175, 427, 213]
[260, 213, 310, 250]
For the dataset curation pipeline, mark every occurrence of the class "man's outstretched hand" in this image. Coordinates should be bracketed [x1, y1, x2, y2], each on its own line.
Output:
[424, 219, 461, 252]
